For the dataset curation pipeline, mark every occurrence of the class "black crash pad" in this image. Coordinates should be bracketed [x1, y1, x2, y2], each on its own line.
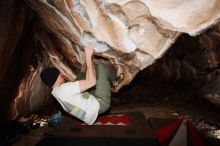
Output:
[36, 112, 159, 146]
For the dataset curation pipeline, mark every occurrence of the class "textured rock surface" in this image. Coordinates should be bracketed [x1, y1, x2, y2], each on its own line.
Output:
[25, 0, 220, 89]
[0, 0, 220, 119]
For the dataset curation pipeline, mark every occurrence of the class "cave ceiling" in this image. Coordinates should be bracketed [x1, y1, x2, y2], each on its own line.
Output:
[0, 0, 220, 119]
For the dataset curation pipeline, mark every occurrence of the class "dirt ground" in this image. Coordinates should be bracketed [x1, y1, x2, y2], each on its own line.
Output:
[9, 95, 220, 146]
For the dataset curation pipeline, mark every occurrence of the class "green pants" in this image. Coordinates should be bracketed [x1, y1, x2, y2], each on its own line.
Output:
[76, 63, 114, 114]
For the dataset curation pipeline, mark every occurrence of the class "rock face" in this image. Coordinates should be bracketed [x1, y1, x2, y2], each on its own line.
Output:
[0, 0, 220, 120]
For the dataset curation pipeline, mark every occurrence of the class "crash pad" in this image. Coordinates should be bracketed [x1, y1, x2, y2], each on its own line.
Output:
[36, 112, 159, 146]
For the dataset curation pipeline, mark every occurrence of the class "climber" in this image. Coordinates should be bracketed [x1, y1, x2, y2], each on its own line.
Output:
[40, 44, 123, 125]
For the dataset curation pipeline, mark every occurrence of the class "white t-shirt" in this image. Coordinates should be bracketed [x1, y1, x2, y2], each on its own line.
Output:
[51, 81, 100, 125]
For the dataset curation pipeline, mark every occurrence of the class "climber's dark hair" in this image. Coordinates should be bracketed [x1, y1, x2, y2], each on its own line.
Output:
[40, 67, 59, 87]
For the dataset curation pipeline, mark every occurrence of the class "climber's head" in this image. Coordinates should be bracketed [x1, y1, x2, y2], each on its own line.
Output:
[40, 67, 65, 88]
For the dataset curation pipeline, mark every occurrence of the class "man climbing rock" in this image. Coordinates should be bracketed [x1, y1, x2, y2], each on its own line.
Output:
[40, 44, 123, 125]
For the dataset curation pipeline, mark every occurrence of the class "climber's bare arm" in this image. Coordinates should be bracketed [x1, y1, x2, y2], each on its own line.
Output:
[79, 44, 96, 92]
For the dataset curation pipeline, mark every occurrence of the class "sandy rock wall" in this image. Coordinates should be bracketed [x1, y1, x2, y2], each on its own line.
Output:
[26, 0, 220, 89]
